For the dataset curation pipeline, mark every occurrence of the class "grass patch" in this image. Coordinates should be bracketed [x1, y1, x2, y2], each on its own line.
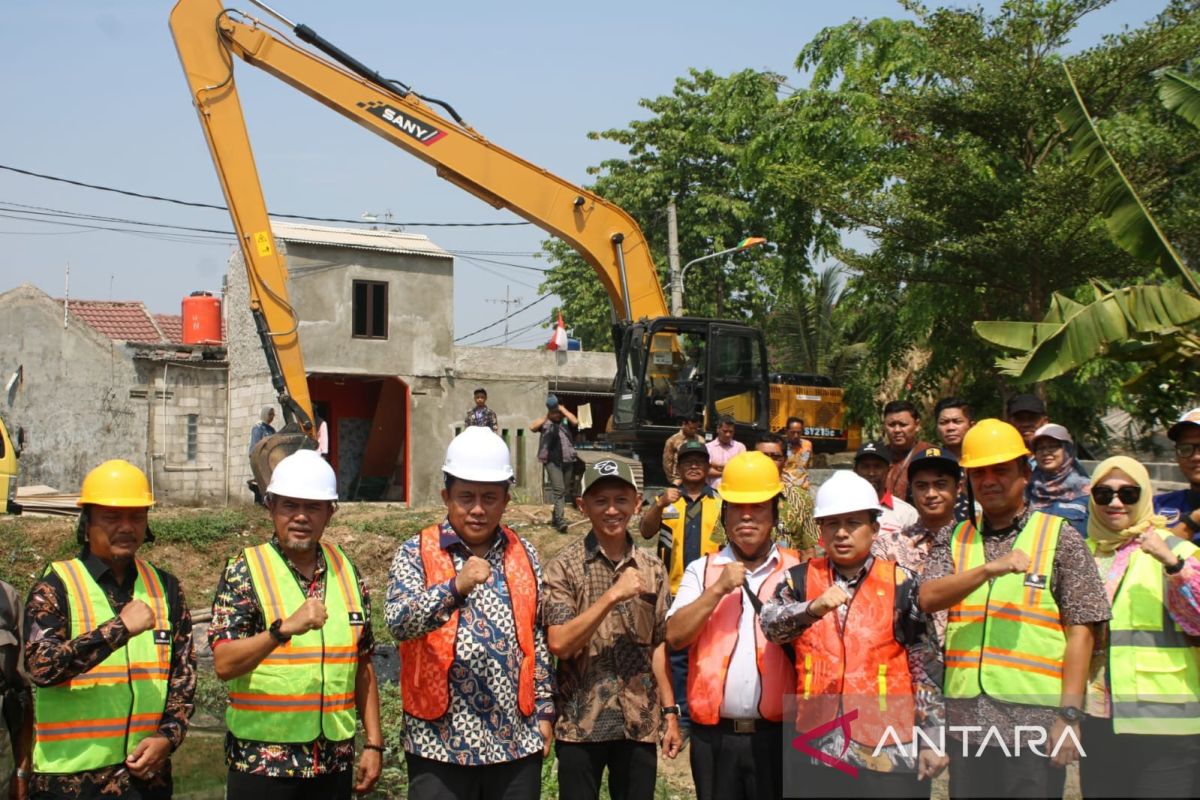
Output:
[151, 510, 256, 549]
[344, 511, 439, 541]
[171, 733, 226, 799]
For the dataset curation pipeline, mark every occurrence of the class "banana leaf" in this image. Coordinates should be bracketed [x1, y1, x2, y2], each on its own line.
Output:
[973, 283, 1200, 382]
[1160, 69, 1200, 129]
[1057, 65, 1200, 296]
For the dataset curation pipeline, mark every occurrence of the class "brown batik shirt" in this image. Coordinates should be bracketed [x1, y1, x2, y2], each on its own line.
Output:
[23, 550, 196, 799]
[541, 532, 670, 744]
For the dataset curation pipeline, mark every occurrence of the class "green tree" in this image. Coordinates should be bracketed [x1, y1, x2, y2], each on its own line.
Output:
[538, 69, 834, 350]
[749, 0, 1200, 437]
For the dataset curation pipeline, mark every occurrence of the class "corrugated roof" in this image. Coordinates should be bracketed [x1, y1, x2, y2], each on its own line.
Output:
[270, 220, 452, 259]
[58, 300, 169, 344]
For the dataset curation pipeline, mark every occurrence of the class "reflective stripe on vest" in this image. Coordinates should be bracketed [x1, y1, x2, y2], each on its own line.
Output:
[33, 558, 171, 773]
[1095, 534, 1200, 734]
[658, 494, 723, 596]
[793, 558, 915, 747]
[944, 512, 1066, 706]
[399, 525, 538, 721]
[686, 548, 800, 725]
[226, 542, 364, 743]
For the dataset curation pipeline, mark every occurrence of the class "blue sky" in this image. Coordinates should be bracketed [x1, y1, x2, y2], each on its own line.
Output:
[0, 0, 1168, 348]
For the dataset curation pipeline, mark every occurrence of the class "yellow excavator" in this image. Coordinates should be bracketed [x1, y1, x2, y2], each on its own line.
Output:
[170, 0, 835, 486]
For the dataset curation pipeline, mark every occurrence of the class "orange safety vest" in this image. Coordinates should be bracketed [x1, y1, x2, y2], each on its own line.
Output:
[793, 558, 915, 747]
[687, 547, 801, 725]
[399, 524, 538, 721]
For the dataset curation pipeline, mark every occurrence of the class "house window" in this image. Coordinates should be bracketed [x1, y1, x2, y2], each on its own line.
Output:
[353, 280, 388, 339]
[186, 414, 198, 461]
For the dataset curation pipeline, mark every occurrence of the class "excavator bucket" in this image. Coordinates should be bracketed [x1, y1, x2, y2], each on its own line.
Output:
[249, 424, 319, 495]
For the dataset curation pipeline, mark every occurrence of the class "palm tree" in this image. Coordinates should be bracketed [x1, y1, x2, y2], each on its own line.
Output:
[772, 264, 868, 384]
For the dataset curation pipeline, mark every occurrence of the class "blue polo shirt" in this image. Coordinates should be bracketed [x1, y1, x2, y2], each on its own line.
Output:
[1154, 488, 1200, 543]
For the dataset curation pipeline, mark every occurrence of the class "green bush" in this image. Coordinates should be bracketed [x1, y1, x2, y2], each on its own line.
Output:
[151, 510, 253, 549]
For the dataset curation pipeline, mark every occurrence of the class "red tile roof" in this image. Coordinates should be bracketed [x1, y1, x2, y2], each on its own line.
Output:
[154, 314, 184, 344]
[57, 300, 182, 345]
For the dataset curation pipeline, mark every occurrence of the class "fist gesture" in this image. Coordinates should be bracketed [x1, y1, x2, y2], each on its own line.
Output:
[609, 566, 647, 603]
[809, 584, 850, 618]
[659, 487, 681, 508]
[281, 597, 327, 637]
[712, 562, 747, 597]
[1138, 528, 1177, 566]
[119, 599, 156, 637]
[455, 556, 492, 596]
[988, 547, 1030, 577]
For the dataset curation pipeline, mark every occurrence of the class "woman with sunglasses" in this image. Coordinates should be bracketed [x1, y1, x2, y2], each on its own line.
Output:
[1081, 456, 1200, 798]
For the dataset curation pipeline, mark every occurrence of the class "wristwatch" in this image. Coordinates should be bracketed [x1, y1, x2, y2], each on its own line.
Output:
[1165, 555, 1187, 575]
[1183, 512, 1200, 535]
[1057, 706, 1083, 724]
[660, 705, 681, 717]
[15, 768, 31, 781]
[268, 618, 292, 644]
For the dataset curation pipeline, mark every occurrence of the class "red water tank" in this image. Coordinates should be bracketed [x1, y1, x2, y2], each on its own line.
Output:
[182, 291, 222, 344]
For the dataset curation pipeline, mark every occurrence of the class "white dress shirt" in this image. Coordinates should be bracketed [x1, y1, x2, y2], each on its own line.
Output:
[668, 543, 783, 719]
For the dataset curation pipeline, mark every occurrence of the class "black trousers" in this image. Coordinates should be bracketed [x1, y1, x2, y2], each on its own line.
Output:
[555, 740, 657, 800]
[406, 752, 542, 800]
[792, 759, 930, 799]
[948, 743, 1065, 799]
[225, 769, 353, 800]
[1079, 715, 1200, 798]
[689, 721, 781, 800]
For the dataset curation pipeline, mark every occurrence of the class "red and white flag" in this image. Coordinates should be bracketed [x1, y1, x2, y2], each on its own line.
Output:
[547, 311, 568, 351]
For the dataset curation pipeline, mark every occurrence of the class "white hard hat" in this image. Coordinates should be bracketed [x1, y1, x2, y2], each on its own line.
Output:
[266, 449, 338, 501]
[443, 426, 514, 483]
[814, 470, 883, 519]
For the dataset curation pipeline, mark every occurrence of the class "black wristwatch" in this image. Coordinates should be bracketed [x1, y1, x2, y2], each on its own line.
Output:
[1057, 706, 1083, 724]
[1183, 513, 1200, 535]
[1165, 555, 1187, 576]
[660, 705, 680, 717]
[268, 618, 292, 644]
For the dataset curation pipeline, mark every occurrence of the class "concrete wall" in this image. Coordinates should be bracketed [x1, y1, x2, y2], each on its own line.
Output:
[0, 284, 228, 504]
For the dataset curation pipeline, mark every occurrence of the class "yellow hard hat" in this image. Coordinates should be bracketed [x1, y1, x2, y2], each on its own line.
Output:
[717, 451, 784, 504]
[959, 419, 1030, 469]
[77, 459, 155, 507]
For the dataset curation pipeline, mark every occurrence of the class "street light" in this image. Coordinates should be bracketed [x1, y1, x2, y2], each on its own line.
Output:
[673, 237, 767, 315]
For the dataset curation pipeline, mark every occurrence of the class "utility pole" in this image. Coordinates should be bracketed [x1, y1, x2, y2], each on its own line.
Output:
[667, 198, 683, 315]
[485, 285, 523, 345]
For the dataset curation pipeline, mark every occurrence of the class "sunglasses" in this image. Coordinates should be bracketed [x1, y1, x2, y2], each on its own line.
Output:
[1091, 485, 1141, 506]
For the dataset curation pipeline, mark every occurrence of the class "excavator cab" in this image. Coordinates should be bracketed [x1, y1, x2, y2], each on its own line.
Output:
[608, 317, 769, 484]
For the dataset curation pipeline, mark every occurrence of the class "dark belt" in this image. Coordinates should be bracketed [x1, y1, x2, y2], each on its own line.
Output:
[701, 718, 782, 734]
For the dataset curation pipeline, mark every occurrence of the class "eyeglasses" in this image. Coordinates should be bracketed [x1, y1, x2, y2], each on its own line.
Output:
[1032, 441, 1064, 454]
[1176, 443, 1200, 459]
[1091, 485, 1141, 506]
[761, 452, 786, 462]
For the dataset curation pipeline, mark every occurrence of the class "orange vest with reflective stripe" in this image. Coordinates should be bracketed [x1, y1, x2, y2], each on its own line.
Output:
[686, 548, 801, 725]
[793, 558, 915, 747]
[943, 512, 1066, 705]
[33, 558, 172, 773]
[400, 525, 538, 721]
[226, 542, 364, 743]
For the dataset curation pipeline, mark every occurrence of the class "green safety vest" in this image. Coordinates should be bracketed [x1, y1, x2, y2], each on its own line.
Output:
[944, 512, 1066, 706]
[226, 542, 364, 743]
[1093, 534, 1200, 735]
[33, 559, 171, 773]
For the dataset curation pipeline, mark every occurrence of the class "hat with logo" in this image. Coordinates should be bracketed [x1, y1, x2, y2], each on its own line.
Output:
[676, 439, 710, 462]
[1168, 408, 1200, 442]
[907, 445, 962, 482]
[1006, 393, 1046, 416]
[581, 458, 639, 495]
[854, 441, 892, 466]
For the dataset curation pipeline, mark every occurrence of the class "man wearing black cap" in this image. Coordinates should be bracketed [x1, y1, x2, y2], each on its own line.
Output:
[543, 459, 681, 800]
[1155, 408, 1200, 543]
[1006, 394, 1049, 450]
[854, 442, 918, 544]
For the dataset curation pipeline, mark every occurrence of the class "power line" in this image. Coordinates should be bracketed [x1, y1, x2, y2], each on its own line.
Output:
[0, 163, 534, 228]
[455, 293, 553, 342]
